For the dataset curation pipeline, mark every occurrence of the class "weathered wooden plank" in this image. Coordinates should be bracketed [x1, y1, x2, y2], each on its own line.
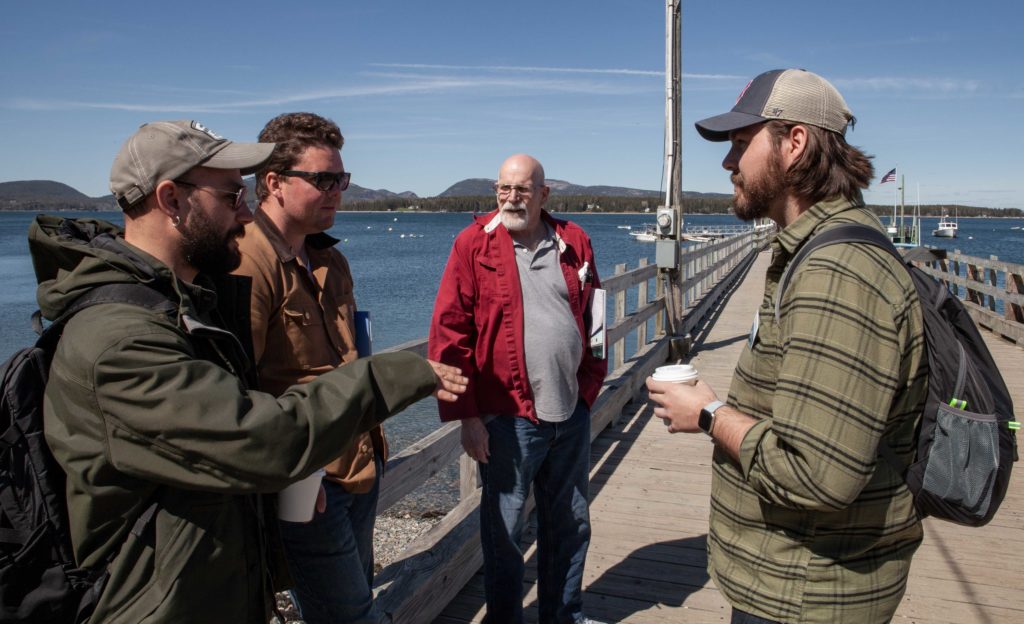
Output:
[944, 251, 1024, 275]
[377, 421, 461, 513]
[375, 491, 483, 624]
[917, 264, 1024, 306]
[379, 336, 428, 356]
[606, 297, 664, 346]
[965, 304, 1024, 344]
[600, 262, 658, 294]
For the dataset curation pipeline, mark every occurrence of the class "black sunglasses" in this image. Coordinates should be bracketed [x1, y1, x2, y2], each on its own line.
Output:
[279, 170, 351, 192]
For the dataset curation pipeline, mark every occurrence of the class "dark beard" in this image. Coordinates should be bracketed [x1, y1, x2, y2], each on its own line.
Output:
[731, 148, 786, 222]
[179, 210, 244, 275]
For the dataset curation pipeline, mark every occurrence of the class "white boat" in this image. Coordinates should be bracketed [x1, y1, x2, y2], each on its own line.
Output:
[629, 225, 657, 242]
[933, 219, 957, 238]
[933, 209, 958, 238]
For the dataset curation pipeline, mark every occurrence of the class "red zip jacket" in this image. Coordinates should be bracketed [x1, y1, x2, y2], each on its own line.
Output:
[429, 209, 607, 422]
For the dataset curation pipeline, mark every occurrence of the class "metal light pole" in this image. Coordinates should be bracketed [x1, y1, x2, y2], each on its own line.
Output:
[657, 0, 685, 349]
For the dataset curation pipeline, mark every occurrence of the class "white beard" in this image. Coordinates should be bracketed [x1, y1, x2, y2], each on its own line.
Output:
[499, 200, 529, 232]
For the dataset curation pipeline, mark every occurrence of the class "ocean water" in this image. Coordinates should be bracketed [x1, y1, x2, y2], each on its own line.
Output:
[4, 210, 1023, 512]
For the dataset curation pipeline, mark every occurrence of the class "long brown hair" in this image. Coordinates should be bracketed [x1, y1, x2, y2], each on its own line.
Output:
[766, 120, 874, 204]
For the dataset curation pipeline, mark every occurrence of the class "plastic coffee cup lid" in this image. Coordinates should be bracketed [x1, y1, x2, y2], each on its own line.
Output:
[652, 364, 698, 382]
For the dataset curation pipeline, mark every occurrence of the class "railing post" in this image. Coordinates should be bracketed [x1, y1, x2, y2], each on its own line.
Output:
[987, 255, 999, 312]
[613, 263, 627, 370]
[1008, 267, 1024, 325]
[937, 256, 951, 294]
[459, 452, 478, 500]
[967, 261, 983, 306]
[637, 258, 649, 350]
[952, 252, 962, 299]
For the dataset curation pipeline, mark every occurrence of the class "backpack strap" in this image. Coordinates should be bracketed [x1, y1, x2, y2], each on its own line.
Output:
[35, 283, 179, 350]
[774, 223, 923, 478]
[775, 223, 902, 323]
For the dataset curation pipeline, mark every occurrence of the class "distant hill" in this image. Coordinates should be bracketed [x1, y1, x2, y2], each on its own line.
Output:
[239, 179, 415, 203]
[438, 178, 666, 198]
[0, 180, 92, 201]
[438, 178, 495, 197]
[344, 184, 418, 202]
[0, 180, 115, 211]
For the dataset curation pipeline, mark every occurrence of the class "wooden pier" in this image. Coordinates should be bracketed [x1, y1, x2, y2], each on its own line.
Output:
[368, 233, 1024, 624]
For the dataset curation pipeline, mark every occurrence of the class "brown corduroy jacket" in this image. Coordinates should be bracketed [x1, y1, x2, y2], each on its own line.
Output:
[234, 209, 386, 493]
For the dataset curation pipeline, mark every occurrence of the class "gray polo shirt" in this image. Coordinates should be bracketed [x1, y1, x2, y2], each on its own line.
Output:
[513, 225, 581, 422]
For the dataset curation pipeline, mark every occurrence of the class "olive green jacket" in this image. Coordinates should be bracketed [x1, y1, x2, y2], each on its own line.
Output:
[29, 216, 437, 623]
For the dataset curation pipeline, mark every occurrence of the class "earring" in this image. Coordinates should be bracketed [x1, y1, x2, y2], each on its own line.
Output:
[172, 215, 181, 228]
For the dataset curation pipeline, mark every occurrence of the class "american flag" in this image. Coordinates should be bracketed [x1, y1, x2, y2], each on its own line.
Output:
[880, 168, 897, 184]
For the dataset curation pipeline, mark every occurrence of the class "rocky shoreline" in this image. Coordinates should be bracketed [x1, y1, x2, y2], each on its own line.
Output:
[273, 510, 445, 623]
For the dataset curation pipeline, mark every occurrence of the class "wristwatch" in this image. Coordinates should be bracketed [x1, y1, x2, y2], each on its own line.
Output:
[698, 400, 725, 436]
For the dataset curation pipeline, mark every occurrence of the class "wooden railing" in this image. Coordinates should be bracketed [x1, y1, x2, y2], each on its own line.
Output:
[369, 227, 773, 623]
[913, 249, 1024, 345]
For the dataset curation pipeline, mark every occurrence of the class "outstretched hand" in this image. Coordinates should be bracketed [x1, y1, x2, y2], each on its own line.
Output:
[428, 359, 468, 402]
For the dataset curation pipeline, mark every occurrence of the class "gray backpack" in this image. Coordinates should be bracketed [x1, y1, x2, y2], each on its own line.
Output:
[777, 224, 1018, 527]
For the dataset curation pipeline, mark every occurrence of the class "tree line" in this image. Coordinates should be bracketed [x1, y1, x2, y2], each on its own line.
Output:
[341, 195, 1022, 218]
[4, 195, 1021, 218]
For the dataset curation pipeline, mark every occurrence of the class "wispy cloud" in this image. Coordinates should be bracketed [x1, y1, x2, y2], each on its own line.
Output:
[372, 62, 745, 82]
[371, 62, 663, 76]
[6, 71, 654, 114]
[6, 80, 468, 113]
[834, 76, 982, 94]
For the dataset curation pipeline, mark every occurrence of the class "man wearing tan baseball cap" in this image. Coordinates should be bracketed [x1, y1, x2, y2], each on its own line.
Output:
[648, 70, 928, 623]
[108, 119, 274, 281]
[27, 120, 466, 623]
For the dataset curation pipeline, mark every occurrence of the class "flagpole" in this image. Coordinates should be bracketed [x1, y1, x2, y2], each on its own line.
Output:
[892, 165, 898, 233]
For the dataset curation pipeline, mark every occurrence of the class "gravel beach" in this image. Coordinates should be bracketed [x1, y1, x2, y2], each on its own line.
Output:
[273, 510, 445, 623]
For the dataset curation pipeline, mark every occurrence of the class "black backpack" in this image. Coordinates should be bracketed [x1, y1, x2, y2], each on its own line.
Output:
[777, 223, 1018, 527]
[0, 284, 173, 623]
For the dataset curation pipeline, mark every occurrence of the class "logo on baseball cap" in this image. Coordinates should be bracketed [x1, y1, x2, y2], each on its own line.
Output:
[695, 69, 855, 142]
[110, 120, 275, 210]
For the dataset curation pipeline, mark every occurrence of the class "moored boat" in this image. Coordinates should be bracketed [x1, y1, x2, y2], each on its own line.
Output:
[933, 209, 958, 238]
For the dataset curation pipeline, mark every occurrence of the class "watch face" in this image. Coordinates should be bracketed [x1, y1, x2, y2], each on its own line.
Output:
[698, 408, 713, 434]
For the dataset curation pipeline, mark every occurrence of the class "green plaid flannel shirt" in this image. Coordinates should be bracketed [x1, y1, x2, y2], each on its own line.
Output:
[710, 197, 928, 623]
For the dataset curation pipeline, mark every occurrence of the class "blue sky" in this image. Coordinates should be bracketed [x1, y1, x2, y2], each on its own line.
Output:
[1, 1, 1021, 209]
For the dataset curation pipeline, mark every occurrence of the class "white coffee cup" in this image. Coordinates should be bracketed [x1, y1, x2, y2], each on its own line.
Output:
[652, 364, 699, 385]
[278, 469, 325, 523]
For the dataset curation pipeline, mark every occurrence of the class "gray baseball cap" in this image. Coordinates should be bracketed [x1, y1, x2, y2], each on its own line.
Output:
[695, 69, 855, 142]
[109, 120, 275, 210]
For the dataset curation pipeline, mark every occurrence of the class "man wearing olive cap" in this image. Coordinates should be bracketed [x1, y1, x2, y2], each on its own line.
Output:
[28, 120, 466, 623]
[647, 70, 928, 623]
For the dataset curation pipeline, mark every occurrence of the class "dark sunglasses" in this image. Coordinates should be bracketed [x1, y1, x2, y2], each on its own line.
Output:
[280, 170, 351, 192]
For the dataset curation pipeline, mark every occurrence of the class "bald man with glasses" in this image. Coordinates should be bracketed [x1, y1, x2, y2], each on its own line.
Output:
[430, 154, 608, 623]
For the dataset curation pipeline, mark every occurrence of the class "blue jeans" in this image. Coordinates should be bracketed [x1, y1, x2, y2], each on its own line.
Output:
[279, 462, 382, 624]
[479, 400, 592, 624]
[731, 609, 782, 624]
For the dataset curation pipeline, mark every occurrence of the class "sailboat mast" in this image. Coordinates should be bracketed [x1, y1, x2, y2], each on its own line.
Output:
[899, 173, 905, 235]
